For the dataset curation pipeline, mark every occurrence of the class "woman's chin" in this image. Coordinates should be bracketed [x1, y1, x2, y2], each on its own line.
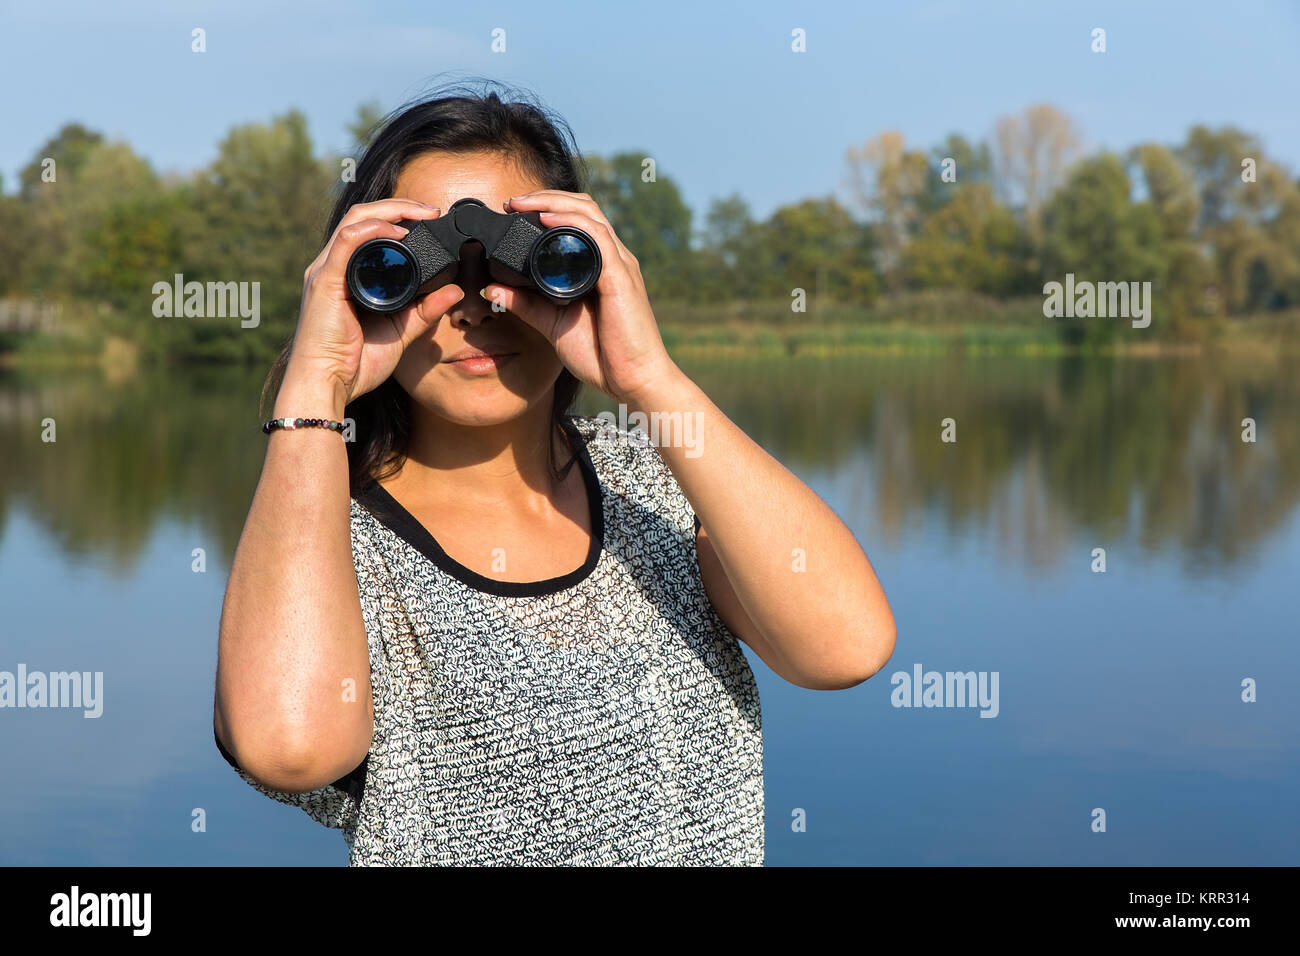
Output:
[397, 355, 565, 428]
[412, 389, 546, 429]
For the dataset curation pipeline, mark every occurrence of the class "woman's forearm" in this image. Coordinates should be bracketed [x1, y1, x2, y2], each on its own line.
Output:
[623, 365, 896, 684]
[214, 368, 373, 792]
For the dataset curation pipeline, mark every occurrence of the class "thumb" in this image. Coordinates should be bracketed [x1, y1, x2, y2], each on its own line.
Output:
[397, 283, 465, 345]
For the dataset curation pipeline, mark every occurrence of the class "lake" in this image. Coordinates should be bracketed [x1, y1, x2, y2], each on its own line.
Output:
[2, 353, 1297, 865]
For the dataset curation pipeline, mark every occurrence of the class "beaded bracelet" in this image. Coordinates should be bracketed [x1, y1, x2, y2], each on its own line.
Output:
[262, 417, 345, 435]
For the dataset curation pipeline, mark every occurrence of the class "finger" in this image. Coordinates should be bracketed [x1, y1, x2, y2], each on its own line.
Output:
[312, 218, 417, 295]
[516, 195, 635, 268]
[504, 190, 609, 226]
[309, 201, 443, 277]
[502, 193, 642, 277]
[337, 198, 442, 230]
[392, 283, 466, 346]
[530, 209, 640, 288]
[479, 283, 566, 343]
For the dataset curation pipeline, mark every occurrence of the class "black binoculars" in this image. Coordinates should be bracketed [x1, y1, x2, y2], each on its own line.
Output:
[345, 197, 602, 313]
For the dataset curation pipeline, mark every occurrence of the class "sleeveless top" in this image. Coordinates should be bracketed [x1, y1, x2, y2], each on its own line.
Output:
[215, 414, 765, 865]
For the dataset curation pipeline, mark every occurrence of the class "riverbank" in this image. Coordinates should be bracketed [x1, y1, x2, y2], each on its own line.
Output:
[659, 318, 1300, 359]
[3, 293, 1299, 368]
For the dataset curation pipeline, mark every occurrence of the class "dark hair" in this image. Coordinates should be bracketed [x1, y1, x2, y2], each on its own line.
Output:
[261, 77, 586, 495]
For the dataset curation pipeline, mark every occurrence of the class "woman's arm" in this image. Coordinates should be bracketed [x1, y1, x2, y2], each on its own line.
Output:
[484, 190, 895, 690]
[214, 368, 373, 793]
[215, 200, 465, 792]
[626, 369, 896, 690]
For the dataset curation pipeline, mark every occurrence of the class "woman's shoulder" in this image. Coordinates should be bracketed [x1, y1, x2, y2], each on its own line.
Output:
[567, 412, 699, 535]
[348, 485, 400, 566]
[348, 487, 383, 535]
[567, 411, 638, 443]
[567, 412, 669, 484]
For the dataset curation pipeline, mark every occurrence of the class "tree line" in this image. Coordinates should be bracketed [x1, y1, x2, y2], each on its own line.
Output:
[0, 102, 1296, 362]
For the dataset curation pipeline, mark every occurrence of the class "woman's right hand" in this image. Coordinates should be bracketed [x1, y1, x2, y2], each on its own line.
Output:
[279, 199, 466, 412]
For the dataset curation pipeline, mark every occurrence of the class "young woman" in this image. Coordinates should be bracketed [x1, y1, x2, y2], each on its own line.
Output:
[213, 83, 896, 866]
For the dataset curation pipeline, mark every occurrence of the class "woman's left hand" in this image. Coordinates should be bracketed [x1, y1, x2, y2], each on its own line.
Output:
[481, 190, 678, 406]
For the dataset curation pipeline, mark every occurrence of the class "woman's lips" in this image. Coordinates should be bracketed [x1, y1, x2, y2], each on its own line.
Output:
[443, 350, 519, 374]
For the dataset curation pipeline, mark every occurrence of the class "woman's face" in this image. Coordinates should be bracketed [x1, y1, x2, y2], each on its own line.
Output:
[388, 150, 562, 428]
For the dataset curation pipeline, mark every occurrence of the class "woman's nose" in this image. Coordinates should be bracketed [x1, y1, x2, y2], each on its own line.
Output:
[447, 241, 494, 327]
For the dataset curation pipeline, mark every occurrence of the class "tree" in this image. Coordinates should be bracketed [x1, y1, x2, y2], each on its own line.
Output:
[67, 142, 179, 310]
[702, 193, 754, 269]
[1179, 126, 1262, 231]
[585, 152, 693, 300]
[845, 131, 930, 290]
[1266, 186, 1300, 308]
[694, 193, 756, 302]
[992, 104, 1083, 242]
[347, 100, 386, 150]
[179, 110, 335, 357]
[1041, 153, 1168, 342]
[1129, 143, 1213, 324]
[7, 124, 112, 296]
[902, 183, 1034, 295]
[922, 133, 993, 215]
[18, 123, 104, 198]
[0, 194, 28, 296]
[746, 197, 877, 307]
[1177, 126, 1300, 313]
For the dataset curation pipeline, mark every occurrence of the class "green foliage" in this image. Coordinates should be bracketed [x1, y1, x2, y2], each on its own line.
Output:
[1042, 153, 1167, 280]
[746, 197, 878, 306]
[1040, 153, 1168, 345]
[2, 109, 1298, 364]
[177, 109, 335, 358]
[18, 123, 104, 198]
[921, 133, 992, 215]
[585, 152, 694, 300]
[0, 193, 29, 296]
[903, 183, 1035, 295]
[347, 100, 387, 151]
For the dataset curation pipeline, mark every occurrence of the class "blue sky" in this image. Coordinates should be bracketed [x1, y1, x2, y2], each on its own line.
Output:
[1, 0, 1296, 223]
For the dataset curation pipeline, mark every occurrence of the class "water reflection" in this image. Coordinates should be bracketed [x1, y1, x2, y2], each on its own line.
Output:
[4, 355, 1297, 574]
[3, 353, 1298, 865]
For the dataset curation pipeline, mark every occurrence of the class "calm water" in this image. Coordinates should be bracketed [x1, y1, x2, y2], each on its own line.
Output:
[1, 354, 1297, 865]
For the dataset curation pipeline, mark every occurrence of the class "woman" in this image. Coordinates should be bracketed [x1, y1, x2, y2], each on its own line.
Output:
[213, 82, 896, 866]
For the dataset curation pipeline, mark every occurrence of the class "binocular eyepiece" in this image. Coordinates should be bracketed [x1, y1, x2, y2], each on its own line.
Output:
[346, 197, 602, 313]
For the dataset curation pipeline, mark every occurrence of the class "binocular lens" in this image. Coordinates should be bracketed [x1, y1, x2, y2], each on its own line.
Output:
[351, 244, 416, 307]
[532, 232, 599, 296]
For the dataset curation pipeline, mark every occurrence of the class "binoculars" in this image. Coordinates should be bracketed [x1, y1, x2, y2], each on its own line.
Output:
[345, 197, 603, 313]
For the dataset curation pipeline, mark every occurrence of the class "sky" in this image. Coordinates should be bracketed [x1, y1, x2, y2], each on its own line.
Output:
[1, 0, 1296, 223]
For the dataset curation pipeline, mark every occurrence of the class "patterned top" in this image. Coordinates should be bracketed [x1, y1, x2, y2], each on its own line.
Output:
[215, 414, 764, 865]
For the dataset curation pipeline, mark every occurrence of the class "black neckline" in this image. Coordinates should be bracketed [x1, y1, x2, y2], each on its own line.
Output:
[353, 417, 605, 598]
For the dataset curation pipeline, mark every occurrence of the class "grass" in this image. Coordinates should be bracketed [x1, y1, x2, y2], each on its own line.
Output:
[3, 291, 1299, 366]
